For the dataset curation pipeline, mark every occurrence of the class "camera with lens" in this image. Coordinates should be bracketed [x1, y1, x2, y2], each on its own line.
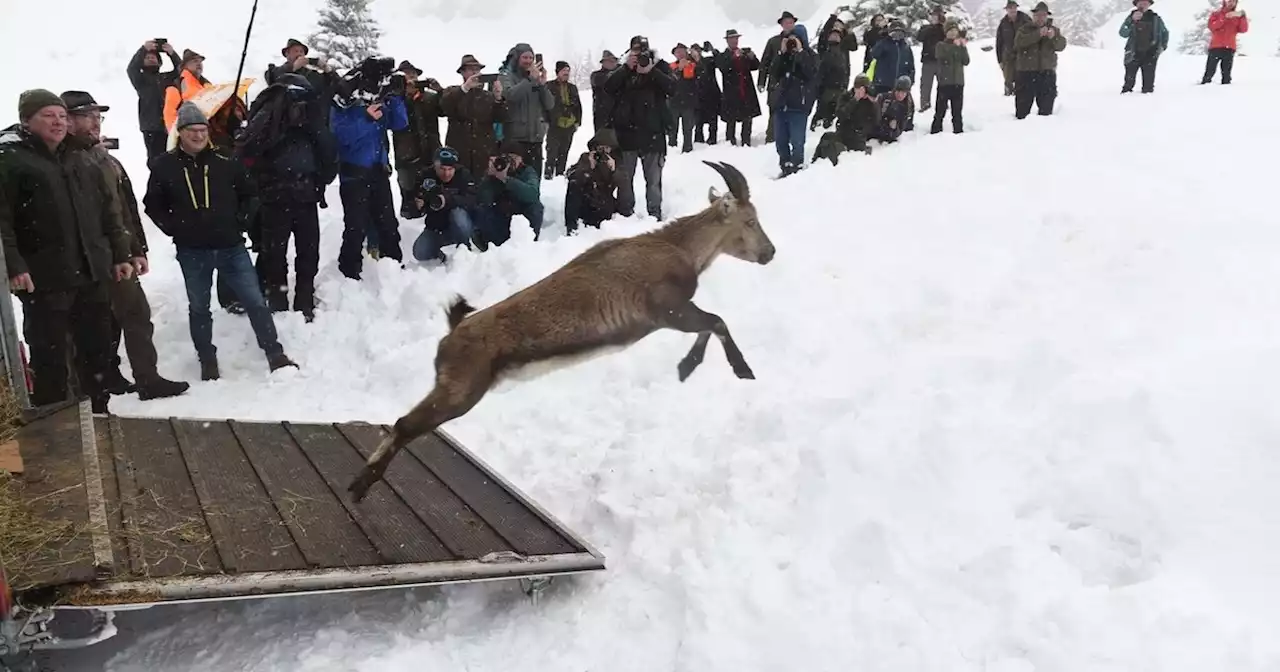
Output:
[491, 154, 511, 172]
[334, 55, 403, 107]
[102, 137, 119, 150]
[592, 147, 611, 166]
[784, 35, 802, 52]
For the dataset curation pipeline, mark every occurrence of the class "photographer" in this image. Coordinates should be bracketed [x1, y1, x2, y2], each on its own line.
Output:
[690, 43, 721, 145]
[767, 24, 818, 178]
[331, 56, 409, 280]
[441, 54, 508, 179]
[931, 22, 970, 134]
[714, 30, 761, 147]
[604, 35, 675, 220]
[590, 51, 620, 131]
[392, 60, 445, 218]
[1012, 2, 1066, 119]
[125, 39, 180, 164]
[667, 44, 698, 154]
[498, 43, 554, 177]
[1119, 0, 1169, 94]
[564, 128, 620, 234]
[410, 146, 478, 263]
[812, 74, 878, 165]
[265, 38, 340, 104]
[758, 11, 799, 144]
[475, 139, 543, 247]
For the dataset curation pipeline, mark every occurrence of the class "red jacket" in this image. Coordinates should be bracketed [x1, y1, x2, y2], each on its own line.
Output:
[1208, 4, 1249, 51]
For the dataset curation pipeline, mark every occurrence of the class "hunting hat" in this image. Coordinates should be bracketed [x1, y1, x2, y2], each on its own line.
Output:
[59, 90, 109, 114]
[555, 60, 570, 73]
[725, 28, 742, 39]
[175, 101, 209, 129]
[282, 38, 309, 57]
[18, 89, 65, 122]
[672, 42, 688, 55]
[398, 60, 422, 76]
[181, 48, 204, 65]
[456, 54, 484, 73]
[689, 42, 703, 52]
[600, 49, 618, 62]
[777, 10, 798, 23]
[1031, 1, 1051, 13]
[853, 74, 870, 89]
[1005, 0, 1019, 7]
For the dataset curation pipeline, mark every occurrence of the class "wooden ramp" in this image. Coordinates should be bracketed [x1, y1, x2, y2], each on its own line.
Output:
[3, 403, 604, 608]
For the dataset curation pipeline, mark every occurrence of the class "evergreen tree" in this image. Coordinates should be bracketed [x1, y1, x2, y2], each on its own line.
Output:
[970, 2, 1004, 40]
[832, 0, 974, 38]
[1178, 0, 1217, 54]
[307, 0, 383, 71]
[1042, 0, 1099, 47]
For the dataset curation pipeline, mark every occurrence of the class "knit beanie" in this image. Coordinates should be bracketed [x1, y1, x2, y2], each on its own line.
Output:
[18, 89, 66, 122]
[175, 101, 209, 130]
[555, 60, 570, 74]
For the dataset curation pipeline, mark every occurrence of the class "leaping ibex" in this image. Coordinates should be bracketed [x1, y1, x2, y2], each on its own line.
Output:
[347, 160, 775, 502]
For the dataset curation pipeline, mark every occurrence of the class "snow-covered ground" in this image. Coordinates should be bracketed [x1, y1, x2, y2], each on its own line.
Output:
[4, 2, 1280, 670]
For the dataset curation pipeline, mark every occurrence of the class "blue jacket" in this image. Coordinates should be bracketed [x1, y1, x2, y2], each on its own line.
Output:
[330, 95, 408, 179]
[767, 24, 820, 114]
[870, 37, 915, 90]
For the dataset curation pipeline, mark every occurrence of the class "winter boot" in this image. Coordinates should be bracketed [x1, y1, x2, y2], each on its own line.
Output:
[200, 358, 220, 381]
[268, 353, 299, 373]
[136, 377, 191, 401]
[101, 369, 136, 395]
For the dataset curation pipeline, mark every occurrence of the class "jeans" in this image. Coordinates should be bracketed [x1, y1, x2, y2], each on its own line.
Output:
[772, 110, 808, 170]
[413, 208, 475, 262]
[475, 202, 545, 248]
[175, 245, 283, 363]
[616, 151, 665, 219]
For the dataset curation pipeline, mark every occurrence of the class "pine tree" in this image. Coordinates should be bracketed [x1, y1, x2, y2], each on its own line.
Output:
[1040, 0, 1099, 47]
[970, 1, 1004, 39]
[831, 0, 973, 37]
[307, 0, 383, 71]
[1178, 0, 1217, 54]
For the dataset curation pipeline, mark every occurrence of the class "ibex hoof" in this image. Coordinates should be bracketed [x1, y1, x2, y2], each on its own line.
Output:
[347, 470, 378, 503]
[734, 365, 755, 380]
[677, 359, 700, 382]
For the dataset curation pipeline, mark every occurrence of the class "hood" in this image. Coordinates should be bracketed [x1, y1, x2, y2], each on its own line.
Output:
[792, 23, 809, 46]
[588, 128, 618, 149]
[505, 42, 534, 72]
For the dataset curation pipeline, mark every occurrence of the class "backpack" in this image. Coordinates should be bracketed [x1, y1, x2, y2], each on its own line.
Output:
[233, 76, 315, 165]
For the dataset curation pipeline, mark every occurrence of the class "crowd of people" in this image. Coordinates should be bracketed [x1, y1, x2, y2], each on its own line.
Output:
[0, 0, 1251, 414]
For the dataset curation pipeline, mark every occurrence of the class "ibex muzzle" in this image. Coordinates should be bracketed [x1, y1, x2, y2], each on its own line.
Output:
[347, 161, 773, 502]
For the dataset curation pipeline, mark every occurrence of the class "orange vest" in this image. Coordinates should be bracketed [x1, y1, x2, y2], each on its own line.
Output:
[163, 69, 207, 130]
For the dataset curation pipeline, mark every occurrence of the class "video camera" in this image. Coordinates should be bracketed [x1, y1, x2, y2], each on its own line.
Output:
[334, 55, 405, 108]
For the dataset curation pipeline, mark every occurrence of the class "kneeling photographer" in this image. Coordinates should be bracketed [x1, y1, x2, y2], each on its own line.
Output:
[564, 128, 620, 234]
[331, 55, 409, 280]
[410, 146, 477, 264]
[603, 35, 675, 220]
[474, 139, 544, 249]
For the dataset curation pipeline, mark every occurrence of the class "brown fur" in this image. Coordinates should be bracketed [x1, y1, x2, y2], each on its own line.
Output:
[347, 161, 776, 503]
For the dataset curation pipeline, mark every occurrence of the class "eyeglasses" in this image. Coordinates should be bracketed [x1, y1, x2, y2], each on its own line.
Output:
[71, 111, 105, 122]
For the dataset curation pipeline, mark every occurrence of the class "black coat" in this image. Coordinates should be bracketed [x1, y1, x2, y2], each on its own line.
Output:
[419, 165, 478, 231]
[144, 146, 258, 250]
[590, 67, 618, 128]
[0, 126, 133, 291]
[693, 56, 722, 118]
[603, 61, 676, 153]
[715, 49, 762, 121]
[237, 85, 339, 204]
[126, 47, 181, 133]
[917, 23, 946, 63]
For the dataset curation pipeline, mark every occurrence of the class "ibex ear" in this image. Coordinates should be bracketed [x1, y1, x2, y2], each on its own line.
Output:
[707, 185, 721, 204]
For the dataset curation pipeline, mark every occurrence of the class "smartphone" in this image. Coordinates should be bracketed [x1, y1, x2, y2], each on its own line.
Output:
[477, 73, 500, 84]
[102, 137, 119, 150]
[535, 52, 543, 65]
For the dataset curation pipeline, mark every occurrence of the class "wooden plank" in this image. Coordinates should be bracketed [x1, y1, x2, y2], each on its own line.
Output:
[111, 416, 221, 578]
[333, 424, 512, 560]
[0, 438, 22, 473]
[344, 423, 579, 556]
[93, 417, 128, 578]
[76, 404, 113, 574]
[228, 420, 381, 569]
[170, 419, 306, 574]
[283, 422, 453, 564]
[4, 405, 96, 590]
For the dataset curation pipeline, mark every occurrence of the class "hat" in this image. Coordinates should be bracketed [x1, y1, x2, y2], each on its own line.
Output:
[1031, 1, 1051, 13]
[59, 90, 109, 114]
[672, 42, 688, 55]
[853, 74, 870, 89]
[281, 38, 308, 57]
[1133, 0, 1151, 4]
[725, 28, 742, 39]
[181, 49, 204, 65]
[498, 138, 523, 155]
[398, 60, 422, 76]
[630, 35, 648, 48]
[689, 42, 703, 52]
[944, 20, 960, 33]
[18, 89, 65, 122]
[456, 54, 484, 73]
[587, 128, 618, 150]
[894, 75, 912, 91]
[600, 49, 618, 62]
[1005, 0, 1019, 7]
[777, 10, 798, 24]
[930, 6, 946, 17]
[175, 101, 209, 130]
[555, 60, 570, 73]
[434, 145, 460, 166]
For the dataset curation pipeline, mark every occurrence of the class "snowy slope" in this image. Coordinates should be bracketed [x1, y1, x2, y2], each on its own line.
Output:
[1095, 0, 1278, 52]
[5, 3, 1280, 671]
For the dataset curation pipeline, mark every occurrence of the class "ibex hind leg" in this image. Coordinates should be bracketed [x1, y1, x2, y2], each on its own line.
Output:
[347, 371, 492, 503]
[663, 301, 755, 381]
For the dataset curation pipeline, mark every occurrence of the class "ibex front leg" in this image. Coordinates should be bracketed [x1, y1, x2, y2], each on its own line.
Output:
[663, 301, 755, 381]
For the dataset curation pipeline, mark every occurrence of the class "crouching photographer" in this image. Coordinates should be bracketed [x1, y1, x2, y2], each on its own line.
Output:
[331, 55, 409, 280]
[474, 139, 544, 249]
[564, 128, 620, 234]
[410, 146, 478, 264]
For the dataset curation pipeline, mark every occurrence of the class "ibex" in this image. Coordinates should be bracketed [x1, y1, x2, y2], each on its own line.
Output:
[347, 160, 775, 502]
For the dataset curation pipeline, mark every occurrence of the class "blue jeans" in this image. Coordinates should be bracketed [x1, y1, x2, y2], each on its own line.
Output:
[475, 201, 544, 248]
[773, 110, 808, 169]
[175, 245, 283, 363]
[413, 208, 476, 262]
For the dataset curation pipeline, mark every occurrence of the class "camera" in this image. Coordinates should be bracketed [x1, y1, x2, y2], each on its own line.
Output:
[636, 48, 657, 67]
[102, 137, 119, 150]
[492, 154, 510, 172]
[154, 38, 167, 46]
[592, 147, 611, 165]
[334, 55, 402, 107]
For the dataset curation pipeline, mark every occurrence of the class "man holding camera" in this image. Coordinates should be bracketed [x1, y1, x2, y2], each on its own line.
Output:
[564, 128, 620, 233]
[441, 54, 508, 179]
[604, 35, 675, 221]
[768, 24, 818, 178]
[758, 11, 800, 144]
[126, 39, 181, 165]
[498, 43, 555, 178]
[1119, 0, 1169, 94]
[1012, 1, 1067, 119]
[266, 38, 340, 105]
[714, 30, 761, 147]
[61, 90, 190, 400]
[331, 58, 410, 280]
[475, 139, 543, 247]
[392, 60, 445, 218]
[411, 146, 477, 263]
[1202, 0, 1247, 85]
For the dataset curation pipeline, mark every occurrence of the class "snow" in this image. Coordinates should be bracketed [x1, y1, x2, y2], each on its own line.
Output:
[5, 2, 1280, 670]
[1094, 0, 1278, 53]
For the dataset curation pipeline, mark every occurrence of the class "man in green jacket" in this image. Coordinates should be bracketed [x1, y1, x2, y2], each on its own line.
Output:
[1119, 0, 1170, 94]
[1013, 1, 1067, 119]
[475, 139, 543, 248]
[0, 89, 138, 413]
